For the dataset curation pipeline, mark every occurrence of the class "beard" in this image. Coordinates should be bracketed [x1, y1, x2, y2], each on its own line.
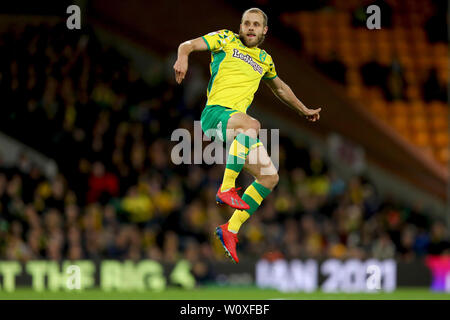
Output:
[238, 30, 265, 47]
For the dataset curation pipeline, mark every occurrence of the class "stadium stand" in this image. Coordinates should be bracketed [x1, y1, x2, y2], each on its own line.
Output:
[0, 17, 448, 278]
[279, 0, 449, 166]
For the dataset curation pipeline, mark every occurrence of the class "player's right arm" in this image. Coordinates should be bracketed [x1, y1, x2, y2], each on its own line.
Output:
[173, 37, 208, 84]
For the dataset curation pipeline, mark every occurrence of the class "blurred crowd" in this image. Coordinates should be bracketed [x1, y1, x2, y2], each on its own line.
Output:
[0, 21, 448, 283]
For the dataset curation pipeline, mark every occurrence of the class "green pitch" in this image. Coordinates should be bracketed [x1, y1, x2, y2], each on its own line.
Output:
[0, 286, 449, 300]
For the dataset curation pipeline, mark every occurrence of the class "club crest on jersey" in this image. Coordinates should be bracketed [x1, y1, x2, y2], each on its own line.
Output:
[232, 48, 263, 74]
[259, 50, 267, 62]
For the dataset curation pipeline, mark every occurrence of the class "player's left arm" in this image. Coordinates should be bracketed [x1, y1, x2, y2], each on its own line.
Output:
[264, 76, 321, 122]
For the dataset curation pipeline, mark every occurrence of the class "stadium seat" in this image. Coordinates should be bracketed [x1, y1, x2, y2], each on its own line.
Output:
[406, 86, 421, 100]
[282, 1, 448, 168]
[391, 116, 409, 132]
[430, 116, 448, 131]
[432, 132, 449, 148]
[436, 148, 449, 165]
[391, 101, 407, 116]
[411, 131, 430, 147]
[410, 101, 425, 115]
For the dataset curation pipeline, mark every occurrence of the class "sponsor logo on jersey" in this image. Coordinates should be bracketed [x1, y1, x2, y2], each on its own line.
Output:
[232, 48, 263, 75]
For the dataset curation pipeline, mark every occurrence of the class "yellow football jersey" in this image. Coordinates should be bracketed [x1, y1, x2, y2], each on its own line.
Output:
[201, 29, 277, 113]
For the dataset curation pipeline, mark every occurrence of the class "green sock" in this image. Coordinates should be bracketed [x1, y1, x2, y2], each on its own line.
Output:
[228, 180, 272, 233]
[241, 180, 272, 215]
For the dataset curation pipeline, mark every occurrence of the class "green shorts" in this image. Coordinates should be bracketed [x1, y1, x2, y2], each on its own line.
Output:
[200, 105, 240, 143]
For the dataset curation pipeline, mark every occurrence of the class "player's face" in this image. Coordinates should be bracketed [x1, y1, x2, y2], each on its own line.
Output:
[239, 12, 268, 48]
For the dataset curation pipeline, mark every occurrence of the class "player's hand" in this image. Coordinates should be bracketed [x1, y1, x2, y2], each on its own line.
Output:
[173, 57, 188, 84]
[303, 107, 321, 122]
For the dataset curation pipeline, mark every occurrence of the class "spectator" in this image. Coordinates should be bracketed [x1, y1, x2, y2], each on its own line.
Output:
[397, 225, 417, 262]
[422, 68, 447, 102]
[360, 57, 388, 88]
[427, 221, 450, 255]
[87, 162, 119, 204]
[424, 0, 448, 43]
[352, 0, 392, 28]
[372, 232, 396, 259]
[384, 57, 406, 101]
[314, 52, 347, 85]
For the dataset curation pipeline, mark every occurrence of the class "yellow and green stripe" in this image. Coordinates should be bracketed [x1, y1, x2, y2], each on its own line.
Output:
[222, 133, 263, 191]
[226, 133, 260, 171]
[242, 181, 271, 215]
[207, 50, 226, 95]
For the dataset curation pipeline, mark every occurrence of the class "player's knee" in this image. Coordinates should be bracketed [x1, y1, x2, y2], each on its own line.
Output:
[250, 119, 261, 136]
[241, 119, 260, 138]
[268, 172, 279, 188]
[251, 119, 261, 132]
[259, 172, 279, 189]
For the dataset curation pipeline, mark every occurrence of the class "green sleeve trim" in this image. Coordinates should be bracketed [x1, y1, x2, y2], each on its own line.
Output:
[263, 74, 278, 80]
[202, 36, 211, 51]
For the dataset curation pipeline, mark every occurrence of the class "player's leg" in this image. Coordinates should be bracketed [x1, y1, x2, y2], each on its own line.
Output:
[225, 112, 261, 141]
[228, 144, 278, 233]
[216, 144, 278, 263]
[216, 112, 263, 210]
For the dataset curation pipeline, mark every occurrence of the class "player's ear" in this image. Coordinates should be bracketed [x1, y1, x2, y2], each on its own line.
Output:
[263, 26, 268, 35]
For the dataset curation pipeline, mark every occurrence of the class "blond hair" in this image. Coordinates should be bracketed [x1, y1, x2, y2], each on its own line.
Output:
[242, 8, 268, 27]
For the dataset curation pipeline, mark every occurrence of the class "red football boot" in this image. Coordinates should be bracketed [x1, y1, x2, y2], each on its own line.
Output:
[216, 185, 250, 210]
[215, 223, 239, 263]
